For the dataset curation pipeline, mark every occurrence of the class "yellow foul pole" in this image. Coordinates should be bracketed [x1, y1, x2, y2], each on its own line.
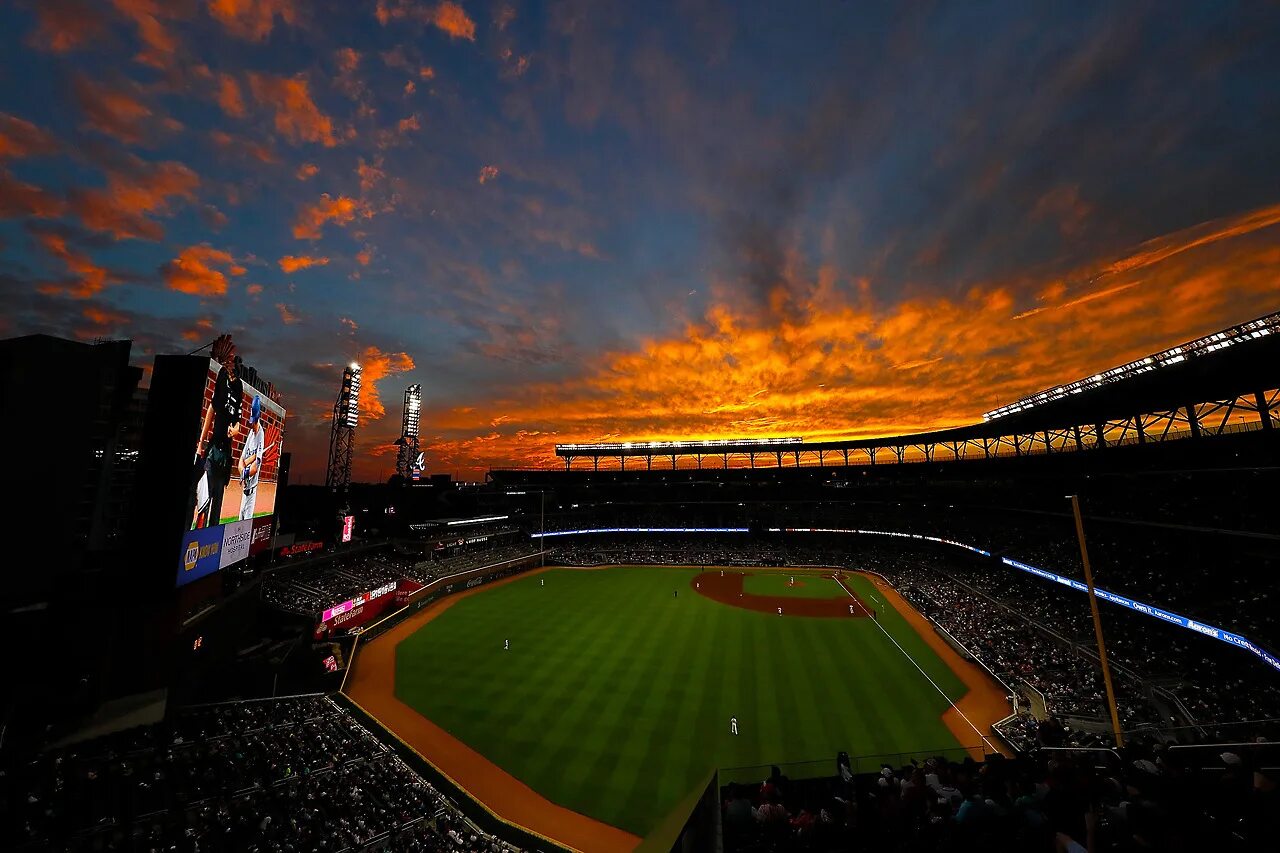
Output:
[1070, 494, 1125, 748]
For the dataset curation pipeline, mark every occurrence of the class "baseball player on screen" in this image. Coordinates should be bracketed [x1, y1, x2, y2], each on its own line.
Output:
[194, 347, 243, 528]
[239, 395, 265, 520]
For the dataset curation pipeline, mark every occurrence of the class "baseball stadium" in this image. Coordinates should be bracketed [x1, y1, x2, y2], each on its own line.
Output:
[19, 312, 1279, 852]
[5, 4, 1280, 849]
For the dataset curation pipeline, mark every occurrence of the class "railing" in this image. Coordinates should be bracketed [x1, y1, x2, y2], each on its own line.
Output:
[719, 745, 986, 787]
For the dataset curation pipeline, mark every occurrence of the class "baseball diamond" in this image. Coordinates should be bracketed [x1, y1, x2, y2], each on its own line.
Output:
[346, 565, 1009, 846]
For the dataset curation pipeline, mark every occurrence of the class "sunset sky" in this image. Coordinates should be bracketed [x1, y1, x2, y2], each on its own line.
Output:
[2, 1, 1279, 482]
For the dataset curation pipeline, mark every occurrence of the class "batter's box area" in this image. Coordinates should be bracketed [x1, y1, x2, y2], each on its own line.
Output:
[691, 569, 875, 617]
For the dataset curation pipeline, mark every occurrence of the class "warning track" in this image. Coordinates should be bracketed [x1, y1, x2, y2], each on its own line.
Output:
[692, 569, 873, 617]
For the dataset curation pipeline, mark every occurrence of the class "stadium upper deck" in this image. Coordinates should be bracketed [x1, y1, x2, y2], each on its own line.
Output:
[549, 311, 1280, 470]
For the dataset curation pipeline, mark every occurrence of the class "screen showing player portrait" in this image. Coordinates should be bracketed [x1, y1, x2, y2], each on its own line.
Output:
[189, 356, 286, 530]
[178, 348, 287, 587]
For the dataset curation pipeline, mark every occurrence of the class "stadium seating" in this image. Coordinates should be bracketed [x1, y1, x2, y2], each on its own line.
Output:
[261, 542, 539, 619]
[1, 696, 522, 853]
[721, 741, 1279, 852]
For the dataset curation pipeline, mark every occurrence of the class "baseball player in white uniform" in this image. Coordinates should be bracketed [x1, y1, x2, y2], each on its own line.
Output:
[238, 396, 265, 521]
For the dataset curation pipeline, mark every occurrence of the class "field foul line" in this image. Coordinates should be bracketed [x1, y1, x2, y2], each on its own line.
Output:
[835, 577, 993, 752]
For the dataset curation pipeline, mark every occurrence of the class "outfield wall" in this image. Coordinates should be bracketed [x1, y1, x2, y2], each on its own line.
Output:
[348, 554, 544, 650]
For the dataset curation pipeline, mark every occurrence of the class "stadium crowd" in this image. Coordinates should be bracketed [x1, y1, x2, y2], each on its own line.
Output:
[261, 543, 540, 619]
[721, 740, 1279, 852]
[1, 696, 522, 853]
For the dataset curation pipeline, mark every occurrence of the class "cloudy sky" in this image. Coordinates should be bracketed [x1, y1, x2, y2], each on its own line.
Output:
[2, 0, 1278, 482]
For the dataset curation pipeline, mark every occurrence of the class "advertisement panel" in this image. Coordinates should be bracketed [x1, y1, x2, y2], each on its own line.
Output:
[279, 540, 323, 558]
[189, 355, 286, 531]
[218, 519, 253, 569]
[249, 516, 273, 555]
[396, 578, 425, 602]
[177, 525, 224, 586]
[315, 581, 399, 637]
[341, 515, 355, 543]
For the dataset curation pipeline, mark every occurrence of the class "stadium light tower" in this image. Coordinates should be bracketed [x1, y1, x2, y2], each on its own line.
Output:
[395, 384, 422, 481]
[326, 362, 361, 491]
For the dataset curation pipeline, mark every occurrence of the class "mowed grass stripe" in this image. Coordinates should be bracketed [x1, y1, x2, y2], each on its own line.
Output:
[770, 613, 816, 758]
[613, 571, 709, 831]
[518, 572, 670, 784]
[394, 567, 968, 837]
[795, 615, 857, 761]
[557, 575, 683, 823]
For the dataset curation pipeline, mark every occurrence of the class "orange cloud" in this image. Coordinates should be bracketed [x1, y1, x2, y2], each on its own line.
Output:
[77, 304, 132, 340]
[292, 194, 362, 239]
[71, 75, 155, 145]
[1098, 203, 1280, 279]
[209, 129, 277, 163]
[25, 0, 110, 54]
[357, 157, 385, 193]
[181, 316, 216, 342]
[247, 283, 264, 295]
[419, 66, 435, 79]
[336, 47, 361, 73]
[431, 2, 476, 40]
[67, 157, 198, 240]
[278, 254, 330, 272]
[355, 247, 373, 266]
[162, 245, 246, 296]
[276, 302, 302, 324]
[416, 204, 1280, 476]
[398, 114, 421, 134]
[296, 162, 319, 180]
[208, 0, 299, 41]
[0, 171, 64, 219]
[477, 164, 499, 184]
[356, 345, 416, 421]
[34, 232, 116, 298]
[110, 0, 185, 69]
[0, 113, 58, 159]
[247, 73, 338, 147]
[215, 74, 247, 118]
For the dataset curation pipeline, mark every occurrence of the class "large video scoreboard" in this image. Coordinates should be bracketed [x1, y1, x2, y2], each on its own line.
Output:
[151, 336, 286, 588]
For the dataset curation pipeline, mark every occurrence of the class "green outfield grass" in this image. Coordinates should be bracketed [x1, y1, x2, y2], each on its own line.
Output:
[740, 570, 844, 599]
[394, 566, 970, 837]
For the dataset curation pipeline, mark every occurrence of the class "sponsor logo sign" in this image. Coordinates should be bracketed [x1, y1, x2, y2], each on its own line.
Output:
[219, 520, 254, 568]
[341, 515, 355, 543]
[249, 516, 273, 555]
[320, 581, 398, 623]
[279, 540, 323, 557]
[177, 525, 224, 586]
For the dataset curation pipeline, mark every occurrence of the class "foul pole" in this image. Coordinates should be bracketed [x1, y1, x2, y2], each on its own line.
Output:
[1071, 494, 1125, 748]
